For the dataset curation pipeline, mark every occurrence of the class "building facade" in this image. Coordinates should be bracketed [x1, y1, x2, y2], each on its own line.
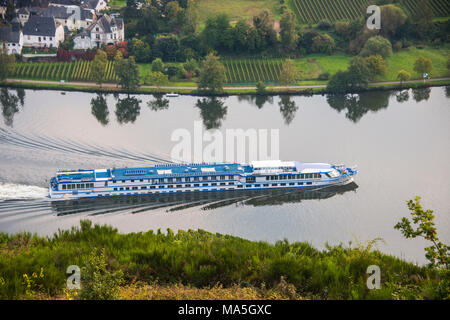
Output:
[23, 15, 65, 48]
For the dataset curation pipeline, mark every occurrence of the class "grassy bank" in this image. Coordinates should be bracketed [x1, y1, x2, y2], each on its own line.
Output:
[0, 220, 448, 300]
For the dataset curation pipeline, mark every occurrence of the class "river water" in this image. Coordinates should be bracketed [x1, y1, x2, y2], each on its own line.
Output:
[0, 86, 449, 264]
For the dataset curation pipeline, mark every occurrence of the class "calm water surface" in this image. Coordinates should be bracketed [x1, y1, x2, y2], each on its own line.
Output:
[0, 86, 449, 264]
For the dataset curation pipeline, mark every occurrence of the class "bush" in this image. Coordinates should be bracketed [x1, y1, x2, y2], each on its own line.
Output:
[318, 72, 330, 80]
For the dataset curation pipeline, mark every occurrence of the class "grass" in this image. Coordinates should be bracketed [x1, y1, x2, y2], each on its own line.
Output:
[0, 220, 447, 300]
[108, 0, 126, 8]
[196, 0, 282, 29]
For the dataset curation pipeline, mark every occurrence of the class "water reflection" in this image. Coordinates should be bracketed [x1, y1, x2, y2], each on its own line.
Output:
[327, 91, 390, 123]
[412, 88, 431, 102]
[0, 88, 22, 127]
[148, 94, 169, 111]
[48, 182, 358, 216]
[115, 95, 142, 124]
[195, 97, 228, 130]
[90, 94, 109, 126]
[16, 88, 25, 107]
[445, 86, 450, 98]
[278, 95, 298, 125]
[237, 95, 274, 109]
[396, 90, 409, 103]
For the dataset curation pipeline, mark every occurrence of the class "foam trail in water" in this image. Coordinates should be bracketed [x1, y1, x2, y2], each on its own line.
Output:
[0, 183, 48, 201]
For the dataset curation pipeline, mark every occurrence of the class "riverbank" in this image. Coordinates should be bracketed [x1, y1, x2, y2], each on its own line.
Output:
[0, 220, 447, 300]
[3, 78, 450, 96]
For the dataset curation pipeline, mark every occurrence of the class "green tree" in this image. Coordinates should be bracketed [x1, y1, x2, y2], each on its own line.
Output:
[130, 38, 151, 63]
[151, 58, 165, 72]
[311, 34, 335, 55]
[5, 1, 15, 22]
[379, 4, 407, 38]
[396, 70, 411, 85]
[197, 53, 226, 93]
[144, 71, 169, 90]
[181, 0, 197, 35]
[279, 59, 298, 85]
[256, 81, 266, 95]
[78, 247, 124, 300]
[360, 36, 393, 59]
[348, 56, 370, 88]
[395, 197, 449, 269]
[0, 46, 15, 82]
[115, 55, 139, 90]
[91, 49, 107, 87]
[364, 55, 387, 78]
[280, 9, 298, 53]
[413, 56, 432, 76]
[413, 0, 434, 40]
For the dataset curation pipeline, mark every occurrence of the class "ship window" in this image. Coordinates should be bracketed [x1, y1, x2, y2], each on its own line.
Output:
[281, 183, 286, 186]
[76, 184, 80, 188]
[289, 183, 295, 186]
[176, 185, 182, 188]
[202, 183, 208, 186]
[62, 185, 66, 190]
[104, 182, 108, 186]
[228, 182, 234, 185]
[194, 177, 199, 182]
[140, 179, 143, 182]
[122, 180, 125, 183]
[220, 176, 225, 180]
[114, 188, 117, 191]
[228, 175, 234, 179]
[272, 183, 278, 186]
[141, 186, 147, 189]
[159, 186, 164, 189]
[194, 184, 199, 187]
[185, 177, 190, 182]
[202, 176, 208, 181]
[237, 185, 243, 188]
[131, 179, 134, 182]
[211, 183, 217, 186]
[176, 178, 182, 182]
[91, 183, 94, 188]
[307, 182, 312, 185]
[113, 181, 116, 183]
[298, 182, 303, 185]
[125, 187, 129, 190]
[119, 187, 124, 190]
[255, 184, 260, 187]
[185, 184, 191, 187]
[80, 184, 85, 188]
[220, 183, 225, 186]
[168, 185, 173, 188]
[263, 184, 269, 187]
[132, 187, 138, 190]
[168, 178, 173, 182]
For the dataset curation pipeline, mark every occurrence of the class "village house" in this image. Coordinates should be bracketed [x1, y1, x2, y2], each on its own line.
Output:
[0, 22, 23, 54]
[17, 7, 30, 25]
[73, 13, 123, 50]
[49, 0, 107, 12]
[42, 5, 95, 31]
[22, 15, 65, 48]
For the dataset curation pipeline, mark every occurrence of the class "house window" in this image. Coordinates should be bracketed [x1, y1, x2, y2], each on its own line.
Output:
[43, 37, 46, 40]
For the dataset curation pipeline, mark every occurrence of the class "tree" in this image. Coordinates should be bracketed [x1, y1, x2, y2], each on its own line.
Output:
[130, 38, 151, 63]
[253, 10, 277, 48]
[364, 55, 387, 78]
[395, 196, 449, 269]
[360, 36, 393, 59]
[311, 34, 335, 55]
[280, 9, 298, 53]
[151, 58, 164, 72]
[413, 56, 432, 76]
[197, 53, 226, 93]
[348, 56, 370, 88]
[144, 71, 169, 90]
[396, 70, 411, 85]
[279, 59, 298, 85]
[413, 0, 434, 40]
[181, 0, 197, 35]
[183, 58, 198, 78]
[91, 49, 107, 87]
[115, 55, 140, 90]
[5, 1, 15, 22]
[0, 47, 15, 82]
[379, 5, 407, 38]
[447, 57, 450, 71]
[256, 81, 266, 95]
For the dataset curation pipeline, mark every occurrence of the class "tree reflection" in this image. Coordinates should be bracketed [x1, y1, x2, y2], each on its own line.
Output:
[278, 95, 298, 125]
[396, 90, 409, 103]
[445, 86, 450, 98]
[195, 97, 227, 130]
[115, 95, 142, 124]
[91, 94, 109, 126]
[0, 88, 21, 127]
[412, 88, 431, 102]
[326, 91, 390, 123]
[16, 88, 25, 107]
[237, 94, 273, 109]
[148, 94, 169, 111]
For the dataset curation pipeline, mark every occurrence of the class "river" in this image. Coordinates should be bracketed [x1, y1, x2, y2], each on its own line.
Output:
[0, 86, 449, 265]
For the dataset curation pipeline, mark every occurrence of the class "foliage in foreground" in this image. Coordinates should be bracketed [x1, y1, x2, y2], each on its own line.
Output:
[0, 217, 447, 300]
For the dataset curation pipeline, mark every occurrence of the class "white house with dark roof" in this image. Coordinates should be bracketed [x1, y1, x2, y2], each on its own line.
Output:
[49, 0, 107, 12]
[73, 14, 124, 50]
[23, 15, 65, 48]
[0, 23, 23, 54]
[17, 7, 30, 25]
